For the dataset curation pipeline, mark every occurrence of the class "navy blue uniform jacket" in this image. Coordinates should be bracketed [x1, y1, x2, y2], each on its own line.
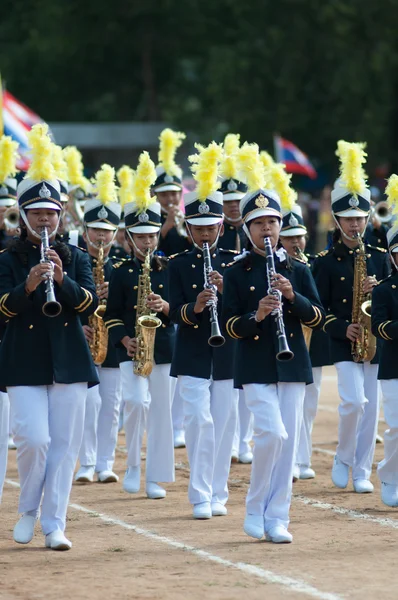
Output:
[0, 241, 98, 390]
[371, 271, 398, 380]
[313, 239, 390, 364]
[168, 247, 237, 380]
[104, 255, 175, 365]
[222, 250, 325, 388]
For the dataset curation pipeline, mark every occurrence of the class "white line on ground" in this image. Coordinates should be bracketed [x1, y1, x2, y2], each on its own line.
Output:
[4, 479, 341, 600]
[313, 447, 336, 457]
[317, 405, 336, 413]
[321, 376, 337, 382]
[294, 495, 398, 529]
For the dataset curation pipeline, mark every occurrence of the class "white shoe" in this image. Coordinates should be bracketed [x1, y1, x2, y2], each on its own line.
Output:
[146, 482, 166, 499]
[13, 515, 37, 544]
[299, 465, 316, 480]
[123, 466, 140, 493]
[239, 452, 253, 464]
[97, 470, 119, 483]
[75, 465, 95, 483]
[376, 434, 383, 444]
[173, 430, 186, 448]
[331, 456, 349, 489]
[381, 482, 398, 507]
[292, 464, 300, 482]
[211, 502, 227, 516]
[243, 514, 264, 539]
[231, 449, 239, 464]
[353, 479, 374, 493]
[266, 525, 293, 544]
[45, 531, 72, 551]
[193, 502, 212, 519]
[8, 436, 16, 450]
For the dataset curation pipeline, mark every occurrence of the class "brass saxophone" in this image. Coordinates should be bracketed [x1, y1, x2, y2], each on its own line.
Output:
[133, 250, 162, 377]
[351, 233, 376, 362]
[293, 245, 312, 350]
[88, 243, 108, 365]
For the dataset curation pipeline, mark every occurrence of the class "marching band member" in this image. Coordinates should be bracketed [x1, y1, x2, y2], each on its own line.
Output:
[75, 165, 122, 484]
[0, 124, 98, 550]
[110, 166, 133, 261]
[222, 146, 324, 543]
[279, 203, 332, 480]
[152, 128, 191, 257]
[371, 175, 398, 506]
[104, 152, 175, 500]
[0, 135, 20, 248]
[168, 142, 239, 519]
[62, 146, 92, 245]
[313, 141, 390, 493]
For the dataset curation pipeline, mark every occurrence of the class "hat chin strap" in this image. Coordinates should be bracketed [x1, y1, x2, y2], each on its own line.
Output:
[389, 249, 398, 271]
[224, 215, 242, 225]
[126, 230, 159, 260]
[186, 222, 222, 252]
[20, 208, 60, 241]
[84, 225, 117, 251]
[333, 214, 369, 243]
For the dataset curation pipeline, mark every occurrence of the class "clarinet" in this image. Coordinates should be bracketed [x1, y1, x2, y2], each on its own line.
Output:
[40, 227, 62, 318]
[264, 237, 294, 361]
[202, 242, 225, 347]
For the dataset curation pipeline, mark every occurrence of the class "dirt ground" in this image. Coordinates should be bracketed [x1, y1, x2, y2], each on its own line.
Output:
[1, 365, 398, 600]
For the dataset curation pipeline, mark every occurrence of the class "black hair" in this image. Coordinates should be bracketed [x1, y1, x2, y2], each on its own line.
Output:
[8, 223, 72, 266]
[332, 228, 341, 244]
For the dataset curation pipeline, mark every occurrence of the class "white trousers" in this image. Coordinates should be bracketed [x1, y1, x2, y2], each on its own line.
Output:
[172, 378, 185, 434]
[79, 367, 122, 471]
[120, 362, 175, 483]
[0, 392, 9, 502]
[335, 361, 380, 480]
[378, 380, 398, 484]
[296, 367, 323, 467]
[232, 389, 253, 456]
[243, 382, 305, 531]
[7, 382, 87, 534]
[178, 376, 239, 505]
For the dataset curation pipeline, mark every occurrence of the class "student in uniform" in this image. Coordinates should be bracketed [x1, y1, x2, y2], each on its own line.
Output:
[168, 142, 239, 519]
[279, 203, 332, 480]
[75, 165, 122, 484]
[313, 141, 390, 493]
[104, 152, 175, 500]
[0, 124, 98, 550]
[371, 176, 398, 507]
[222, 145, 324, 543]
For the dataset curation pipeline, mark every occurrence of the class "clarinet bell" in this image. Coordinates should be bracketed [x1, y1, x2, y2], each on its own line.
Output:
[276, 348, 294, 361]
[208, 322, 225, 347]
[42, 298, 62, 318]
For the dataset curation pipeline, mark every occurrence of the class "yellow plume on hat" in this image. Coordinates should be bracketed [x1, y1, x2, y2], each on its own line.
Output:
[94, 164, 118, 205]
[220, 133, 240, 180]
[236, 143, 265, 192]
[52, 144, 68, 182]
[117, 165, 135, 209]
[336, 140, 368, 197]
[260, 150, 275, 172]
[26, 123, 56, 181]
[158, 128, 186, 178]
[385, 174, 398, 218]
[0, 135, 19, 184]
[189, 141, 223, 201]
[268, 163, 297, 212]
[133, 152, 157, 213]
[63, 146, 92, 193]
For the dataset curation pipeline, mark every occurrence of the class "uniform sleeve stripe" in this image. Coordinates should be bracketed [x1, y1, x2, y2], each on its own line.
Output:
[303, 306, 322, 327]
[0, 294, 16, 318]
[106, 322, 125, 330]
[75, 288, 94, 313]
[104, 318, 124, 326]
[181, 304, 195, 326]
[379, 321, 393, 341]
[226, 316, 243, 339]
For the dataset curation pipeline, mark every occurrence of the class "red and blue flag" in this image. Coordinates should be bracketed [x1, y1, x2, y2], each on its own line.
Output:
[274, 135, 317, 179]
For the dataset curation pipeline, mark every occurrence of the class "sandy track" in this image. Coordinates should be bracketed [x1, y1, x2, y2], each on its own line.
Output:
[1, 366, 397, 600]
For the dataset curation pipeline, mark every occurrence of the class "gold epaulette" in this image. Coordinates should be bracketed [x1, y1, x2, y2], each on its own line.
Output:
[366, 244, 387, 253]
[0, 248, 7, 254]
[219, 248, 239, 254]
[113, 260, 127, 269]
[77, 246, 87, 253]
[169, 249, 189, 260]
[291, 256, 307, 264]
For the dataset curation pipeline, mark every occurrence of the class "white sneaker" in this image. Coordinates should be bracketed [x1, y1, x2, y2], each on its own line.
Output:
[146, 482, 166, 499]
[211, 502, 227, 516]
[353, 479, 374, 493]
[381, 482, 398, 507]
[244, 514, 264, 539]
[299, 465, 316, 480]
[8, 436, 16, 450]
[331, 456, 349, 489]
[239, 452, 253, 464]
[266, 525, 293, 544]
[123, 466, 140, 493]
[97, 470, 119, 483]
[13, 515, 37, 544]
[173, 430, 186, 448]
[193, 502, 212, 519]
[75, 465, 95, 483]
[45, 531, 72, 551]
[292, 464, 300, 482]
[231, 449, 239, 464]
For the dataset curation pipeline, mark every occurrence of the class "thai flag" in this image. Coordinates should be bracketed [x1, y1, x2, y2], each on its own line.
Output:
[1, 87, 44, 171]
[274, 135, 317, 179]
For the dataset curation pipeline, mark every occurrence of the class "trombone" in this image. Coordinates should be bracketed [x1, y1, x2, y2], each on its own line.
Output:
[3, 206, 20, 231]
[371, 201, 392, 224]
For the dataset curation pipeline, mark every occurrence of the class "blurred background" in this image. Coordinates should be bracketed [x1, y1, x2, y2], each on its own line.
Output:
[2, 0, 398, 250]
